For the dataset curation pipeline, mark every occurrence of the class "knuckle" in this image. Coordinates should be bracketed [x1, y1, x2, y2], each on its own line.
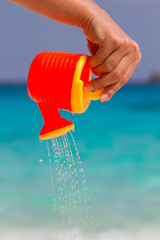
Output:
[111, 35, 119, 47]
[137, 51, 142, 62]
[107, 90, 115, 97]
[112, 36, 130, 48]
[104, 61, 114, 72]
[131, 41, 140, 54]
[114, 70, 122, 81]
[123, 37, 130, 47]
[134, 48, 142, 65]
[121, 77, 128, 85]
[110, 89, 116, 96]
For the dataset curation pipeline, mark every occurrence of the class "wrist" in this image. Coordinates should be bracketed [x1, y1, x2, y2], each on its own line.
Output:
[80, 7, 110, 46]
[78, 0, 105, 28]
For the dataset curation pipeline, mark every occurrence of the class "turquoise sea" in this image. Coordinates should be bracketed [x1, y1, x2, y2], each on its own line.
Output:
[1, 85, 160, 239]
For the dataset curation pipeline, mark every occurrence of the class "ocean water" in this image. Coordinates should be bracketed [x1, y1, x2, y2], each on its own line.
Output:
[1, 85, 160, 239]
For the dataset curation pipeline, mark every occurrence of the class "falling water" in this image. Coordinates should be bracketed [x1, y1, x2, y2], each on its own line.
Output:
[46, 130, 92, 229]
[46, 140, 56, 212]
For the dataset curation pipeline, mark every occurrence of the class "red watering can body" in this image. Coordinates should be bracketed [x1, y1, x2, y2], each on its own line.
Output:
[28, 51, 103, 140]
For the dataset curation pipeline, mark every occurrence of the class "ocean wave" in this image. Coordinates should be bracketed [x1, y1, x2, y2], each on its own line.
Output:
[1, 227, 160, 240]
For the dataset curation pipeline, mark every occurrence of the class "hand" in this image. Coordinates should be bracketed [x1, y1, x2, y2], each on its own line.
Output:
[82, 10, 142, 102]
[10, 0, 141, 102]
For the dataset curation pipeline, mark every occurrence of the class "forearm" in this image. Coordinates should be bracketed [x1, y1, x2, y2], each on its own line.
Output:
[8, 0, 103, 29]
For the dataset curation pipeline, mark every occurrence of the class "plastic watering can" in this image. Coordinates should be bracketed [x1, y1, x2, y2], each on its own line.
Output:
[27, 51, 103, 140]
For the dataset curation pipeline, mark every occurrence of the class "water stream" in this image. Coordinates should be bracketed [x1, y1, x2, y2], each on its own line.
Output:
[46, 130, 92, 229]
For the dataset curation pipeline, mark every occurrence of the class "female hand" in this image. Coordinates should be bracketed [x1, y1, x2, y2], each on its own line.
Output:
[9, 0, 141, 102]
[82, 10, 142, 102]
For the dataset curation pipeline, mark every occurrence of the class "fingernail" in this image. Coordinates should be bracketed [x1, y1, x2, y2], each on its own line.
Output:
[84, 84, 94, 92]
[100, 93, 110, 102]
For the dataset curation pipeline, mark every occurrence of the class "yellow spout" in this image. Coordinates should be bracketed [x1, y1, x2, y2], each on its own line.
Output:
[83, 88, 104, 101]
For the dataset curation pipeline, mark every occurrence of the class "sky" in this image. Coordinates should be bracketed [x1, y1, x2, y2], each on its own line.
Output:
[0, 0, 160, 84]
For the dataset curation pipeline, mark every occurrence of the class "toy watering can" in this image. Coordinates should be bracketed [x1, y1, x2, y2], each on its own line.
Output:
[28, 51, 103, 140]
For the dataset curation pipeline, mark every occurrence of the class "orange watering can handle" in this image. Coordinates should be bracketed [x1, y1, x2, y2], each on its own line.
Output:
[83, 88, 104, 101]
[71, 54, 104, 113]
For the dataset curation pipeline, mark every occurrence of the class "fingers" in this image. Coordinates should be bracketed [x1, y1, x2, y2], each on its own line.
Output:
[83, 12, 142, 100]
[84, 40, 141, 96]
[84, 47, 141, 98]
[100, 58, 141, 102]
[84, 73, 119, 91]
[87, 44, 116, 69]
[84, 52, 136, 91]
[93, 47, 128, 75]
[87, 34, 130, 70]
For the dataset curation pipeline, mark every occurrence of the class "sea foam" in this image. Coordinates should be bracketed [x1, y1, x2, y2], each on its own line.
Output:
[1, 227, 160, 240]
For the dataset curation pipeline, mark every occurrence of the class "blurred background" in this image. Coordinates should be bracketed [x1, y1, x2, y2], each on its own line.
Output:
[0, 0, 160, 239]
